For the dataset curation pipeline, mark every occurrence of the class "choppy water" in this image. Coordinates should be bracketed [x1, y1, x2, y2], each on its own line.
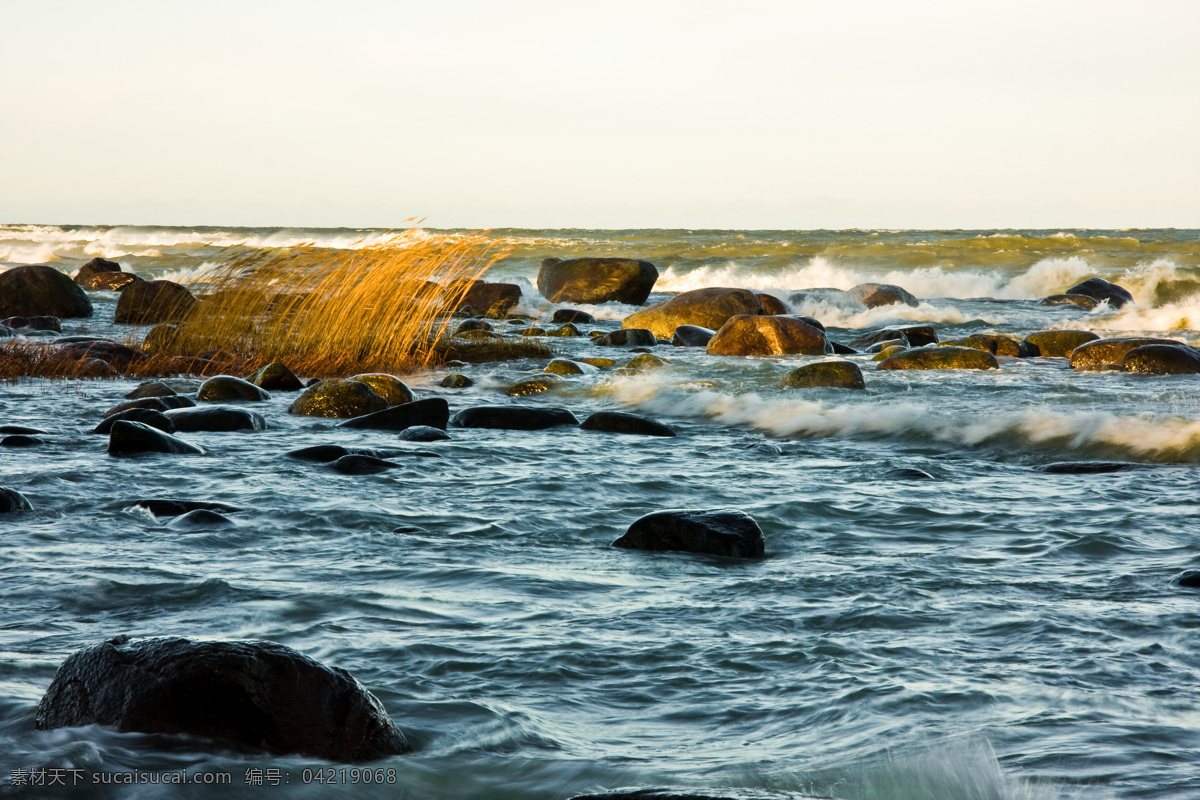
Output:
[3, 225, 1200, 799]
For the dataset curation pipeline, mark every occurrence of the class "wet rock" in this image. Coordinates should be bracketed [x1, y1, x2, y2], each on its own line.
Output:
[613, 509, 765, 558]
[0, 425, 45, 435]
[248, 362, 305, 391]
[73, 257, 123, 284]
[288, 379, 389, 418]
[779, 361, 865, 389]
[140, 323, 180, 355]
[670, 325, 716, 347]
[707, 315, 830, 357]
[0, 487, 33, 512]
[126, 381, 178, 399]
[1069, 337, 1183, 370]
[545, 358, 595, 376]
[167, 509, 236, 530]
[329, 455, 398, 475]
[884, 467, 935, 480]
[197, 375, 270, 403]
[848, 282, 919, 308]
[441, 373, 474, 388]
[1022, 329, 1099, 357]
[552, 308, 596, 324]
[851, 327, 936, 349]
[1065, 277, 1135, 308]
[939, 333, 1025, 358]
[449, 405, 580, 430]
[1040, 293, 1099, 309]
[595, 328, 657, 347]
[1175, 570, 1200, 589]
[1039, 461, 1145, 474]
[829, 341, 857, 355]
[871, 343, 908, 362]
[516, 326, 548, 337]
[58, 340, 148, 370]
[397, 425, 451, 442]
[133, 499, 241, 517]
[507, 375, 561, 396]
[755, 293, 789, 315]
[546, 323, 581, 337]
[103, 395, 196, 418]
[93, 409, 176, 435]
[1, 434, 45, 447]
[1121, 344, 1200, 374]
[349, 374, 415, 406]
[625, 354, 666, 370]
[454, 329, 500, 342]
[287, 445, 359, 462]
[1, 315, 62, 332]
[581, 411, 676, 437]
[0, 265, 93, 319]
[82, 271, 142, 291]
[580, 357, 616, 368]
[453, 280, 522, 317]
[108, 421, 205, 456]
[623, 288, 765, 339]
[34, 636, 409, 761]
[115, 280, 198, 325]
[338, 398, 451, 431]
[878, 346, 999, 371]
[455, 318, 494, 335]
[537, 257, 659, 305]
[166, 406, 268, 432]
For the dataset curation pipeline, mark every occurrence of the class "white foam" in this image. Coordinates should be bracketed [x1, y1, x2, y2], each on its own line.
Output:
[655, 255, 864, 294]
[1003, 257, 1097, 298]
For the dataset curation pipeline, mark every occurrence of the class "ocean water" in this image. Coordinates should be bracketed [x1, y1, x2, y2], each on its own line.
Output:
[2, 225, 1200, 799]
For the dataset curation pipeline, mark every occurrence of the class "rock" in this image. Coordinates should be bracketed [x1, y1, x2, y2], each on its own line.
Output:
[338, 398, 451, 431]
[115, 280, 198, 325]
[877, 346, 999, 371]
[1040, 461, 1145, 474]
[670, 325, 716, 347]
[34, 636, 409, 761]
[288, 379, 389, 418]
[103, 395, 196, 418]
[706, 315, 830, 357]
[0, 265, 93, 319]
[625, 354, 666, 370]
[167, 509, 236, 530]
[613, 509, 765, 558]
[140, 323, 180, 355]
[537, 257, 658, 304]
[515, 326, 547, 337]
[82, 271, 142, 291]
[779, 361, 865, 389]
[397, 425, 451, 442]
[132, 499, 241, 517]
[545, 358, 596, 376]
[1069, 337, 1183, 370]
[848, 282, 919, 308]
[196, 375, 270, 402]
[939, 333, 1025, 358]
[1, 435, 46, 447]
[449, 405, 580, 430]
[440, 374, 474, 388]
[507, 375, 561, 396]
[581, 411, 676, 437]
[884, 467, 934, 480]
[0, 487, 34, 512]
[455, 319, 494, 335]
[108, 421, 205, 456]
[1065, 277, 1135, 308]
[623, 288, 765, 339]
[286, 445, 363, 462]
[546, 323, 581, 337]
[126, 381, 178, 399]
[756, 293, 789, 315]
[349, 374, 414, 406]
[1040, 293, 1099, 309]
[871, 344, 908, 361]
[1022, 330, 1099, 357]
[248, 362, 305, 391]
[595, 328, 657, 347]
[57, 340, 147, 370]
[329, 455, 398, 475]
[552, 309, 596, 324]
[1121, 344, 1200, 374]
[580, 358, 616, 368]
[454, 281, 522, 317]
[453, 329, 499, 342]
[0, 425, 45, 434]
[74, 257, 123, 284]
[1, 315, 62, 332]
[166, 406, 268, 432]
[93, 409, 176, 435]
[1176, 570, 1200, 589]
[851, 327, 936, 348]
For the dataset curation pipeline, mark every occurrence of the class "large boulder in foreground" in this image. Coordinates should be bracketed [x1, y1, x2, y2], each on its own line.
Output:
[1023, 329, 1099, 357]
[449, 405, 579, 430]
[1065, 277, 1135, 308]
[706, 315, 830, 357]
[779, 361, 865, 389]
[1121, 344, 1200, 374]
[115, 280, 198, 325]
[289, 379, 389, 418]
[537, 257, 658, 305]
[0, 265, 93, 319]
[623, 288, 764, 339]
[877, 346, 999, 371]
[35, 636, 409, 761]
[848, 283, 919, 308]
[613, 509, 765, 558]
[1069, 337, 1182, 370]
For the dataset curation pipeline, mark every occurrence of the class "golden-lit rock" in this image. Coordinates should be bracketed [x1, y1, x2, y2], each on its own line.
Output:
[706, 315, 830, 357]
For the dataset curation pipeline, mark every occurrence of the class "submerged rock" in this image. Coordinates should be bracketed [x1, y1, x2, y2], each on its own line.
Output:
[167, 509, 236, 529]
[115, 279, 198, 325]
[337, 398, 450, 431]
[546, 323, 582, 337]
[0, 425, 45, 435]
[133, 499, 241, 518]
[594, 328, 657, 347]
[1022, 329, 1099, 357]
[329, 455, 398, 475]
[197, 375, 270, 402]
[450, 405, 580, 430]
[537, 257, 659, 305]
[1175, 570, 1200, 589]
[440, 374, 475, 388]
[350, 373, 415, 406]
[507, 375, 562, 396]
[397, 425, 452, 442]
[126, 380, 178, 399]
[706, 315, 830, 357]
[581, 411, 676, 437]
[877, 346, 999, 371]
[34, 636, 410, 761]
[108, 421, 205, 456]
[1121, 344, 1200, 374]
[623, 288, 764, 339]
[1, 435, 46, 447]
[1069, 337, 1183, 370]
[289, 379, 389, 418]
[248, 362, 305, 391]
[544, 358, 596, 376]
[1065, 277, 1135, 308]
[670, 325, 716, 347]
[625, 354, 666, 370]
[613, 509, 765, 558]
[1, 487, 33, 512]
[166, 406, 268, 432]
[1039, 461, 1146, 474]
[779, 361, 865, 390]
[93, 408, 176, 435]
[0, 265, 93, 319]
[552, 308, 596, 324]
[884, 467, 935, 480]
[848, 282, 919, 308]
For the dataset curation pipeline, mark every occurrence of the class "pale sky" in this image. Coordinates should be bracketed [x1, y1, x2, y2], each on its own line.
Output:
[2, 0, 1197, 229]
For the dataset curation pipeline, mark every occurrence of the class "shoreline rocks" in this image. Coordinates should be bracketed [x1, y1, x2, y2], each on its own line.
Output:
[537, 257, 658, 305]
[623, 288, 765, 339]
[0, 265, 93, 319]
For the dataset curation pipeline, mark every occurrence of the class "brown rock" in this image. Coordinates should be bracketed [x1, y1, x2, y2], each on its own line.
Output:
[115, 280, 198, 325]
[1022, 329, 1099, 357]
[878, 346, 999, 370]
[1069, 337, 1183, 370]
[623, 288, 764, 339]
[706, 315, 830, 357]
[849, 283, 919, 308]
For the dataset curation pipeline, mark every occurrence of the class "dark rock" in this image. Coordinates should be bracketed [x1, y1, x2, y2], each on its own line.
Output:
[93, 409, 176, 435]
[108, 421, 205, 456]
[537, 257, 658, 305]
[787, 314, 825, 332]
[546, 323, 582, 337]
[58, 340, 148, 370]
[133, 499, 241, 518]
[1069, 337, 1183, 370]
[878, 346, 999, 371]
[756, 293, 789, 315]
[1121, 344, 1200, 374]
[670, 325, 716, 347]
[115, 280, 198, 325]
[338, 398, 450, 431]
[624, 354, 665, 370]
[1, 315, 62, 332]
[449, 405, 580, 430]
[779, 361, 865, 390]
[0, 265, 93, 318]
[1065, 277, 1135, 308]
[1176, 570, 1200, 589]
[453, 281, 522, 317]
[613, 509, 765, 558]
[126, 381, 178, 399]
[545, 358, 596, 376]
[0, 425, 45, 434]
[397, 425, 451, 442]
[581, 411, 676, 437]
[140, 323, 180, 355]
[453, 329, 500, 342]
[166, 406, 268, 432]
[848, 283, 919, 308]
[1039, 461, 1145, 474]
[829, 341, 857, 355]
[74, 257, 123, 284]
[34, 636, 409, 761]
[287, 445, 355, 462]
[248, 362, 305, 391]
[197, 375, 270, 403]
[454, 319, 494, 335]
[329, 455, 398, 475]
[440, 374, 474, 388]
[1022, 329, 1099, 357]
[0, 487, 34, 512]
[623, 288, 765, 339]
[595, 328, 657, 347]
[1, 435, 46, 447]
[103, 395, 196, 418]
[289, 379, 389, 418]
[552, 308, 596, 324]
[1040, 293, 1099, 309]
[167, 509, 236, 529]
[707, 315, 830, 357]
[82, 271, 142, 291]
[939, 333, 1024, 358]
[851, 327, 936, 349]
[884, 468, 935, 480]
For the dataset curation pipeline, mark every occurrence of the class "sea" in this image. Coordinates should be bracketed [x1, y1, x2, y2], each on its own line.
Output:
[2, 224, 1200, 799]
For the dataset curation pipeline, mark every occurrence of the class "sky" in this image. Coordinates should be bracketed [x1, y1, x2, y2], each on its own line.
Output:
[2, 0, 1198, 229]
